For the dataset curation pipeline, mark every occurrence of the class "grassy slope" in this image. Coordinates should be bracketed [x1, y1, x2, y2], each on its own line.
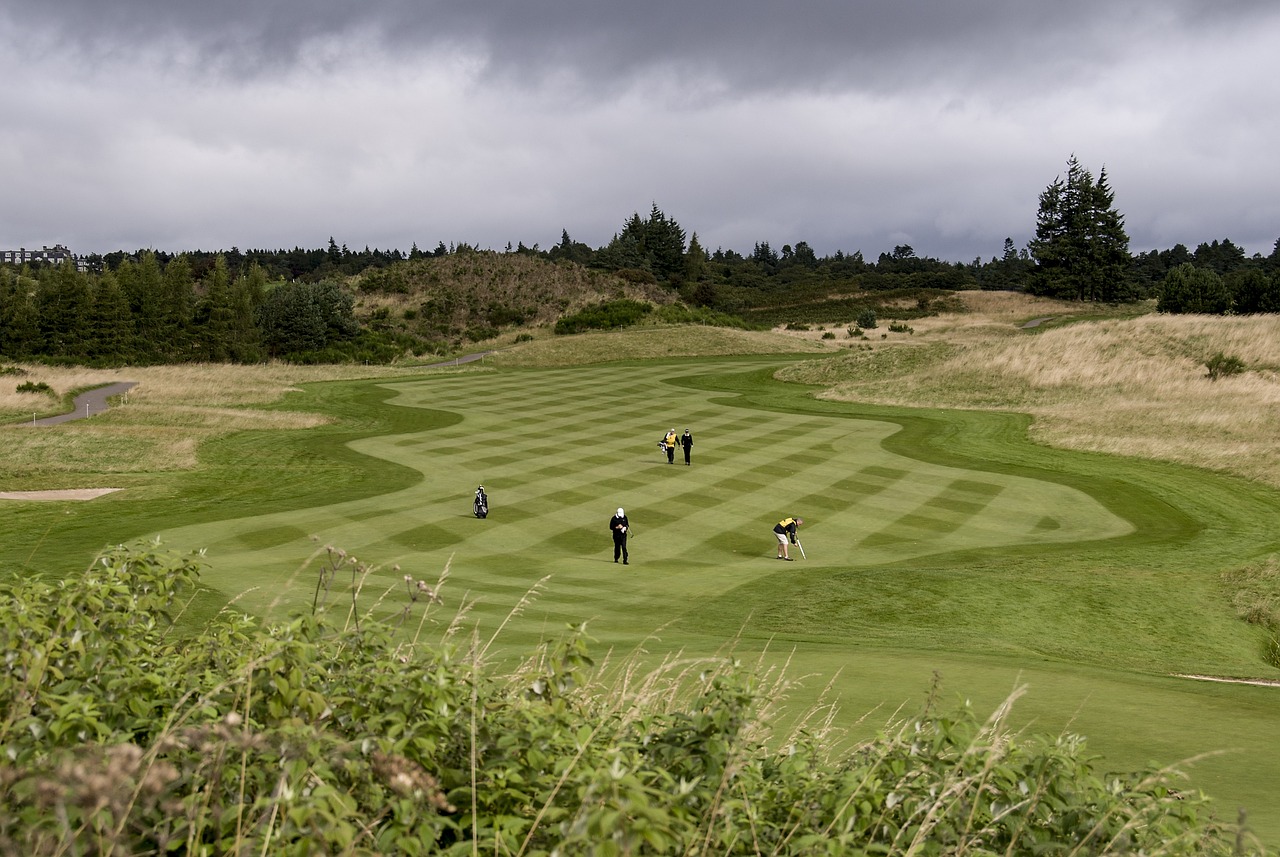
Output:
[2, 316, 1279, 842]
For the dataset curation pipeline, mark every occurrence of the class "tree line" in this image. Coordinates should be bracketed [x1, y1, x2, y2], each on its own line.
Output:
[6, 159, 1280, 365]
[0, 253, 384, 365]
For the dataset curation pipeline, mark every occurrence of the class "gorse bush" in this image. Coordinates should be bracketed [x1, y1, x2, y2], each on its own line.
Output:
[1205, 351, 1246, 381]
[554, 299, 652, 334]
[0, 542, 1257, 855]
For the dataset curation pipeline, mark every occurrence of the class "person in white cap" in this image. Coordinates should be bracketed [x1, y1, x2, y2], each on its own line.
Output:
[609, 507, 630, 564]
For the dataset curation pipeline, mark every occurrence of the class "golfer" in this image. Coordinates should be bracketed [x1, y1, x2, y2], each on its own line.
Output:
[681, 429, 693, 465]
[662, 428, 678, 464]
[609, 507, 630, 564]
[773, 516, 803, 561]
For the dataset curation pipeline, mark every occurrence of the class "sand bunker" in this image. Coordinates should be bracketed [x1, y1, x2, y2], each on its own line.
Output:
[0, 488, 123, 501]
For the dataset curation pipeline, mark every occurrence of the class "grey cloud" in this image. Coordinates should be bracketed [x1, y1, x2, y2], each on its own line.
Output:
[7, 0, 1269, 94]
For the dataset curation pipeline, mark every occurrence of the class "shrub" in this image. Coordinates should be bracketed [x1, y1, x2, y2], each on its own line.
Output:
[821, 331, 836, 339]
[652, 303, 753, 329]
[1205, 351, 1245, 381]
[888, 321, 914, 334]
[0, 365, 27, 376]
[856, 308, 878, 329]
[514, 332, 535, 343]
[15, 380, 52, 394]
[554, 299, 652, 335]
[0, 542, 1257, 856]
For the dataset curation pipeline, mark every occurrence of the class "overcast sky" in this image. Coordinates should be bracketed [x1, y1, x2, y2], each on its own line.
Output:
[2, 1, 1277, 263]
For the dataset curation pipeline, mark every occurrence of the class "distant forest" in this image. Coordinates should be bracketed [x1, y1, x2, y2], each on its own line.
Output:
[5, 170, 1280, 365]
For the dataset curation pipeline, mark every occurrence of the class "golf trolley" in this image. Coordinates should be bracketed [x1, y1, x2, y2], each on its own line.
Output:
[473, 487, 488, 519]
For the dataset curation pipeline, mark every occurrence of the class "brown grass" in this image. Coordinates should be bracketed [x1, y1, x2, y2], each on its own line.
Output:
[0, 362, 424, 485]
[776, 292, 1280, 488]
[489, 324, 835, 367]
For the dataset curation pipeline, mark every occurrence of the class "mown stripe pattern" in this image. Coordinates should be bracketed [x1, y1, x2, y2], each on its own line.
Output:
[157, 360, 1129, 650]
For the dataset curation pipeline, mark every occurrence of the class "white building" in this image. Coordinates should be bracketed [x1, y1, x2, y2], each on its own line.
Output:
[0, 244, 91, 272]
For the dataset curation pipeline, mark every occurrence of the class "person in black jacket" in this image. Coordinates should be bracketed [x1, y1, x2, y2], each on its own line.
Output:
[773, 516, 803, 560]
[609, 507, 630, 564]
[681, 429, 693, 465]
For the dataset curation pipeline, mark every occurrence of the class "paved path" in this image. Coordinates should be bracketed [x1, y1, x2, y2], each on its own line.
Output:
[16, 351, 493, 429]
[21, 381, 138, 427]
[1019, 317, 1055, 329]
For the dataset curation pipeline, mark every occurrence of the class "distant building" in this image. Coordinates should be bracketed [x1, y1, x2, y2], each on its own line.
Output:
[0, 244, 91, 272]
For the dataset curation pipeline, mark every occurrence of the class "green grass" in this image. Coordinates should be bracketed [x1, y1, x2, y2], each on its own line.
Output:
[3, 353, 1280, 843]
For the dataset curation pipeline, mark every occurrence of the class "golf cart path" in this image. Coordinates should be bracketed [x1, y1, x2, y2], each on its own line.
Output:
[1175, 673, 1280, 688]
[2, 354, 495, 500]
[21, 381, 139, 426]
[16, 349, 492, 430]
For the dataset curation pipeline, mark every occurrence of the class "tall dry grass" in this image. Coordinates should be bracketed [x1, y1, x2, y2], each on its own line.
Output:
[779, 294, 1280, 488]
[0, 362, 426, 485]
[490, 324, 833, 367]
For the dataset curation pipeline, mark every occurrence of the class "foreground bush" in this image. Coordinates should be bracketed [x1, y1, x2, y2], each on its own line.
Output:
[0, 543, 1257, 855]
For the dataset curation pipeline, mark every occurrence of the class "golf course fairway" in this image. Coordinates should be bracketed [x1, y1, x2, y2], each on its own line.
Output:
[8, 354, 1280, 843]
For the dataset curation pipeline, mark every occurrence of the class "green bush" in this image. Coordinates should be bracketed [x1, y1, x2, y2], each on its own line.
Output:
[856, 308, 878, 329]
[15, 380, 52, 394]
[0, 542, 1255, 855]
[1205, 351, 1245, 381]
[554, 299, 652, 335]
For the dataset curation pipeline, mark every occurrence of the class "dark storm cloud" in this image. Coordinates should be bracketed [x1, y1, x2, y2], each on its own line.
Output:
[8, 0, 1272, 92]
[2, 0, 1278, 260]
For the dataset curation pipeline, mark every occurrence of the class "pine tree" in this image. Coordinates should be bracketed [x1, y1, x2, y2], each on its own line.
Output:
[0, 269, 40, 358]
[159, 254, 196, 361]
[35, 259, 92, 358]
[1029, 156, 1131, 301]
[88, 271, 136, 363]
[194, 256, 234, 361]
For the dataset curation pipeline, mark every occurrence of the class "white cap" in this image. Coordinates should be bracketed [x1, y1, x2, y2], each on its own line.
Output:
[617, 508, 624, 517]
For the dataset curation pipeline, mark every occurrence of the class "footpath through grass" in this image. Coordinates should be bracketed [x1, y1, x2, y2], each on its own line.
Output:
[3, 354, 1280, 843]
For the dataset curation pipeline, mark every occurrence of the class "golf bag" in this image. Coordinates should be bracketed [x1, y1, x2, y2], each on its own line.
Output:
[473, 489, 488, 519]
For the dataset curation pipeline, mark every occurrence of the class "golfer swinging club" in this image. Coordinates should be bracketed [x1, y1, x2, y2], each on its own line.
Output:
[773, 516, 803, 561]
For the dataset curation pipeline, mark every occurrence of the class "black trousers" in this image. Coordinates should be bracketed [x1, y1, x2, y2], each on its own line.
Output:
[613, 536, 628, 562]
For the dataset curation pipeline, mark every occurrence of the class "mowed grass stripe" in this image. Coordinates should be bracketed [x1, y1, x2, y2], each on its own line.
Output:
[164, 359, 1132, 626]
[30, 353, 1280, 842]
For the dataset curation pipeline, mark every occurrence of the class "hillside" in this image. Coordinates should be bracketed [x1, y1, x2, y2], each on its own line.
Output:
[775, 291, 1280, 489]
[349, 252, 679, 351]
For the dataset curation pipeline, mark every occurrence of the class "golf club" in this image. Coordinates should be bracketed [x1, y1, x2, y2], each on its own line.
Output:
[796, 540, 806, 559]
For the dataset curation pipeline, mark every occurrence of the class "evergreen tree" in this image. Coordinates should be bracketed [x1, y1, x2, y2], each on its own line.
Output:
[684, 232, 708, 283]
[120, 251, 166, 361]
[1227, 268, 1280, 314]
[1156, 262, 1230, 314]
[194, 256, 234, 361]
[35, 260, 92, 358]
[159, 254, 196, 361]
[644, 203, 687, 282]
[1028, 156, 1131, 301]
[227, 276, 263, 362]
[87, 271, 136, 363]
[1193, 239, 1248, 275]
[0, 269, 39, 358]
